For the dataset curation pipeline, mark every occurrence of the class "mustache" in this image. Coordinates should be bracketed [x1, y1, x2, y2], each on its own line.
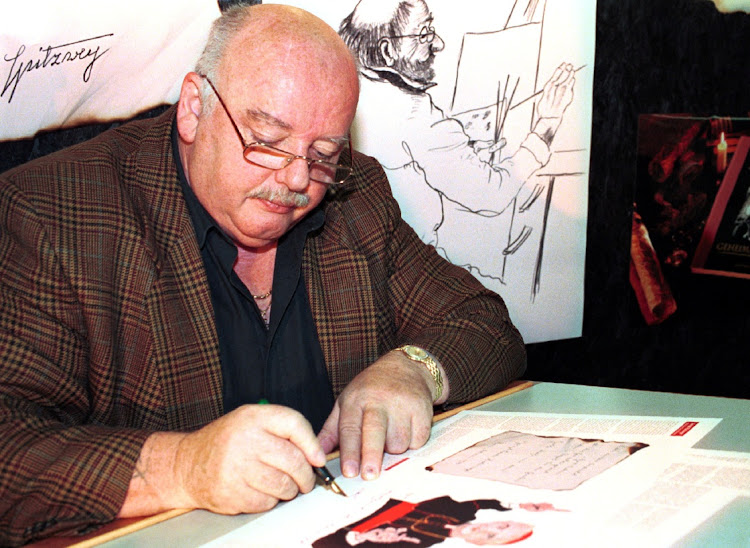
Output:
[246, 186, 310, 207]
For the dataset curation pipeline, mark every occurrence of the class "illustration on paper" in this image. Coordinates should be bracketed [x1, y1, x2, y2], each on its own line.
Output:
[279, 0, 596, 342]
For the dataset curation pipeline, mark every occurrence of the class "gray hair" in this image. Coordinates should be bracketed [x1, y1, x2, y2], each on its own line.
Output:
[195, 5, 254, 112]
[339, 1, 416, 70]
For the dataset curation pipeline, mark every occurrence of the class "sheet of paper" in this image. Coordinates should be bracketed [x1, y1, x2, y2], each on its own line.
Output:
[589, 448, 750, 547]
[274, 0, 595, 344]
[202, 411, 733, 547]
[425, 430, 649, 490]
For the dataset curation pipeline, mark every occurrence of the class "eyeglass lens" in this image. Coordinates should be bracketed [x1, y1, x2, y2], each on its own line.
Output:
[420, 26, 435, 43]
[244, 145, 351, 184]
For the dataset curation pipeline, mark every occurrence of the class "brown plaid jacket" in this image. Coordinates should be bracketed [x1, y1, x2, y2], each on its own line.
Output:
[0, 106, 525, 545]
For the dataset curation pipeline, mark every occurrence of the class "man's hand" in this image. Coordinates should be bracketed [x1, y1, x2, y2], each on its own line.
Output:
[537, 62, 575, 120]
[533, 62, 575, 144]
[119, 404, 326, 517]
[317, 350, 447, 481]
[473, 138, 507, 164]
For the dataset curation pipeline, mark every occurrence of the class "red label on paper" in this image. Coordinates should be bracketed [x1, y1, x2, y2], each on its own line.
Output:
[671, 421, 699, 436]
[385, 457, 409, 471]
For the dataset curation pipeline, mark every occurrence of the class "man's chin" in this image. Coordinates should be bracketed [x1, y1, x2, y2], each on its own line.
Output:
[233, 232, 283, 250]
[394, 57, 436, 87]
[231, 220, 290, 249]
[408, 70, 434, 86]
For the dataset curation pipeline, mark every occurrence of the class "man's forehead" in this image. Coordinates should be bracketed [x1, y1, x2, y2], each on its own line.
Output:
[246, 108, 292, 132]
[352, 1, 404, 26]
[403, 4, 434, 30]
[216, 15, 357, 145]
[415, 12, 434, 27]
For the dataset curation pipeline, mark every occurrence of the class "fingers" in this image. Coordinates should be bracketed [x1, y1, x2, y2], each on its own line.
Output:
[176, 404, 325, 515]
[561, 62, 575, 82]
[340, 407, 430, 480]
[538, 62, 575, 120]
[554, 64, 575, 98]
[258, 436, 321, 498]
[337, 404, 364, 478]
[252, 406, 326, 498]
[239, 460, 301, 507]
[557, 62, 573, 82]
[317, 403, 341, 455]
[547, 62, 565, 88]
[544, 63, 573, 96]
[490, 138, 507, 154]
[333, 394, 433, 481]
[473, 138, 506, 153]
[337, 404, 408, 480]
[409, 412, 432, 450]
[262, 405, 327, 468]
[558, 64, 575, 89]
[322, 353, 436, 482]
[359, 406, 388, 480]
[383, 408, 411, 454]
[335, 397, 409, 480]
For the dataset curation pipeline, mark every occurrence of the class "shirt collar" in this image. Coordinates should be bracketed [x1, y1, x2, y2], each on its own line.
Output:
[360, 65, 438, 93]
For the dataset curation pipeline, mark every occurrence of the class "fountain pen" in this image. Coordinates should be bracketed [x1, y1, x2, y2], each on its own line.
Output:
[256, 400, 346, 496]
[313, 465, 347, 497]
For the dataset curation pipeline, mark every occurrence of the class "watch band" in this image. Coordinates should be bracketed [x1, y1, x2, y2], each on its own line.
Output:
[396, 345, 443, 403]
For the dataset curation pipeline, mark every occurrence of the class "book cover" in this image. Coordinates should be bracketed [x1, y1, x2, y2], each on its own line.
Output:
[691, 135, 750, 279]
[631, 115, 750, 325]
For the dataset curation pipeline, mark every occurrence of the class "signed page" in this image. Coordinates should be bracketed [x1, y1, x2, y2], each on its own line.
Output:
[426, 430, 648, 490]
[202, 412, 736, 547]
[0, 1, 220, 140]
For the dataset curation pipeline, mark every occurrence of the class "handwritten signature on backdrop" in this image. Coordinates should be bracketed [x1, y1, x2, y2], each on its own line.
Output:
[1, 34, 112, 104]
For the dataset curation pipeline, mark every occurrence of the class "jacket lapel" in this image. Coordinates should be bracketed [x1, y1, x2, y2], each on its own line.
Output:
[303, 195, 381, 396]
[131, 108, 223, 430]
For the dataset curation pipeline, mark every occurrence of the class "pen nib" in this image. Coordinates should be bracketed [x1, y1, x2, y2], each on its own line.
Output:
[328, 479, 347, 497]
[314, 465, 347, 497]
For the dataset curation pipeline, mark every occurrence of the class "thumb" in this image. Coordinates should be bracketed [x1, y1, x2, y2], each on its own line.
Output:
[489, 137, 507, 153]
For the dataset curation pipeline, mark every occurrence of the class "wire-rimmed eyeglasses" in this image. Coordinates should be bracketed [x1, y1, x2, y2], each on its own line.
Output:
[200, 75, 353, 185]
[385, 25, 437, 44]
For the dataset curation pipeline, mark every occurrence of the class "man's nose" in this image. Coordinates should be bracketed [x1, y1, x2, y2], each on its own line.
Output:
[275, 156, 311, 193]
[432, 33, 445, 52]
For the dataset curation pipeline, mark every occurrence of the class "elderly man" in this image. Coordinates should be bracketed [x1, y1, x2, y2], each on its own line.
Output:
[339, 0, 575, 260]
[0, 4, 525, 545]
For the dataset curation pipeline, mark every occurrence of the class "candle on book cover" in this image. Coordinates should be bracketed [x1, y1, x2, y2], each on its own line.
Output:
[716, 131, 728, 173]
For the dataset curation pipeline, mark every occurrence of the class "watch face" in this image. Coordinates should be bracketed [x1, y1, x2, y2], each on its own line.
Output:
[405, 346, 428, 360]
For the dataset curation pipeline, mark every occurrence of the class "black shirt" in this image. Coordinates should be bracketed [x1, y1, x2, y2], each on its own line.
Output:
[172, 128, 334, 432]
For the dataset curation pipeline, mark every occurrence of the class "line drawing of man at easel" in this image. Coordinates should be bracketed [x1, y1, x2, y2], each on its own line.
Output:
[339, 0, 580, 302]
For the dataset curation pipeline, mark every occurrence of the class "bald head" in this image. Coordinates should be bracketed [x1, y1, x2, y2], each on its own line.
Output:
[340, 0, 423, 70]
[229, 5, 352, 65]
[348, 0, 414, 27]
[196, 4, 358, 109]
[176, 4, 360, 249]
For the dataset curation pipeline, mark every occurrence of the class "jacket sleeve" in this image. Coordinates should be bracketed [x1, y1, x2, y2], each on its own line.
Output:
[410, 116, 550, 215]
[0, 174, 150, 545]
[334, 151, 527, 405]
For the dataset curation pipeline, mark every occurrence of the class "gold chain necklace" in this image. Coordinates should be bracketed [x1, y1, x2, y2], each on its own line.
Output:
[252, 289, 272, 327]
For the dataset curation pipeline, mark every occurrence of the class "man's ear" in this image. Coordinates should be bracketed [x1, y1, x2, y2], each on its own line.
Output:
[176, 72, 205, 144]
[378, 38, 396, 68]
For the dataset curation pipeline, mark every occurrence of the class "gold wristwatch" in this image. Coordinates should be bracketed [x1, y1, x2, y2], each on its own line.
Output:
[396, 345, 443, 402]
